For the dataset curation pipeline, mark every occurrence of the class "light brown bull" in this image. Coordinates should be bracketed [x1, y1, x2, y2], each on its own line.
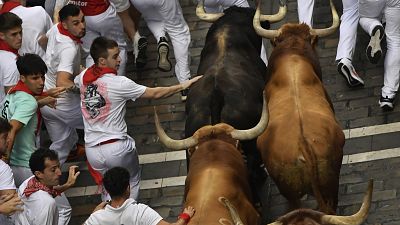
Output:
[154, 96, 269, 225]
[253, 0, 344, 214]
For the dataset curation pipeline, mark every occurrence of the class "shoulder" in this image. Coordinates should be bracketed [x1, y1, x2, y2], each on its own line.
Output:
[13, 92, 37, 108]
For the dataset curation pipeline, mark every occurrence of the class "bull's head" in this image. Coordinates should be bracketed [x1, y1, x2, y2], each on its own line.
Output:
[253, 0, 339, 44]
[196, 0, 287, 23]
[154, 94, 269, 150]
[266, 180, 373, 225]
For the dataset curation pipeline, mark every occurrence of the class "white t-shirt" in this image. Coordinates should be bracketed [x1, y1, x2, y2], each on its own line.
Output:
[0, 50, 19, 105]
[11, 5, 52, 59]
[74, 70, 146, 146]
[44, 24, 82, 111]
[0, 160, 16, 225]
[14, 176, 59, 225]
[84, 198, 162, 225]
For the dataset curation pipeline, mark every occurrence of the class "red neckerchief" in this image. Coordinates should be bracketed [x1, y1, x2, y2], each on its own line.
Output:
[0, 40, 19, 56]
[57, 23, 82, 44]
[8, 80, 47, 136]
[83, 65, 117, 85]
[0, 1, 21, 14]
[23, 177, 62, 198]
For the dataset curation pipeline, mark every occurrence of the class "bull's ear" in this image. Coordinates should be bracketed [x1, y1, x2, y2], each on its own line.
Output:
[311, 35, 318, 47]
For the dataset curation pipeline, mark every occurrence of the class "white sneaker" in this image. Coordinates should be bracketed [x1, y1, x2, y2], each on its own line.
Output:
[366, 25, 384, 64]
[337, 58, 364, 86]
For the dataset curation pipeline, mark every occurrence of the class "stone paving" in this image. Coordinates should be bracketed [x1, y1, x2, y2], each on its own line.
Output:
[68, 0, 400, 224]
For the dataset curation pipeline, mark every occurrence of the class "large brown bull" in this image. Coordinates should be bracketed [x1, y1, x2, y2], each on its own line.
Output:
[253, 0, 344, 214]
[154, 97, 269, 225]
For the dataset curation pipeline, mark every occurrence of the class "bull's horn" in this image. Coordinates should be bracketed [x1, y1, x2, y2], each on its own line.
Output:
[253, 0, 280, 39]
[154, 107, 198, 150]
[259, 0, 287, 23]
[266, 222, 282, 225]
[321, 180, 373, 225]
[196, 0, 224, 22]
[310, 0, 339, 37]
[230, 93, 269, 140]
[218, 197, 245, 225]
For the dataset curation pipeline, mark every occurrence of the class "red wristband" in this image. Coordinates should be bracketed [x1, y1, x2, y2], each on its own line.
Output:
[178, 213, 191, 223]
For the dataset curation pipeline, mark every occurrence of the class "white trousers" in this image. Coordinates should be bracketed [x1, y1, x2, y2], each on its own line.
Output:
[359, 0, 400, 97]
[297, 0, 314, 27]
[336, 0, 359, 61]
[82, 5, 128, 76]
[85, 136, 141, 201]
[202, 0, 249, 13]
[131, 0, 191, 83]
[40, 97, 84, 165]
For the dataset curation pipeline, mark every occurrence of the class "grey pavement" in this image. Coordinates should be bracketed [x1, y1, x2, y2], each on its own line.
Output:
[68, 0, 400, 224]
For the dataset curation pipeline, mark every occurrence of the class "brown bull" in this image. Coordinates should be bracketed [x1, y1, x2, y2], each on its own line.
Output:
[253, 0, 344, 214]
[154, 96, 269, 225]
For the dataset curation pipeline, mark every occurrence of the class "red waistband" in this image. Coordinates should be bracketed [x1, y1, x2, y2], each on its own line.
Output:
[97, 139, 120, 146]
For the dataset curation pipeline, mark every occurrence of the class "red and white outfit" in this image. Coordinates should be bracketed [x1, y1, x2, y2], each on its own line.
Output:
[14, 176, 72, 225]
[40, 24, 84, 165]
[0, 41, 19, 105]
[58, 0, 128, 76]
[0, 160, 16, 225]
[74, 66, 146, 201]
[359, 0, 400, 98]
[131, 0, 191, 83]
[0, 1, 52, 59]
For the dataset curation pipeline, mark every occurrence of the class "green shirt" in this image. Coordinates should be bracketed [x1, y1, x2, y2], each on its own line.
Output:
[1, 91, 38, 168]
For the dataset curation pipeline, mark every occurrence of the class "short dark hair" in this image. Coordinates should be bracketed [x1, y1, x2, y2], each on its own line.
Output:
[103, 167, 130, 198]
[29, 149, 59, 174]
[59, 4, 81, 22]
[0, 12, 22, 33]
[0, 118, 11, 134]
[17, 54, 48, 76]
[90, 36, 119, 65]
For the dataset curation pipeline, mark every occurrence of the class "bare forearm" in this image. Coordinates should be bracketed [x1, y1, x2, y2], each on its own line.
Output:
[151, 84, 183, 99]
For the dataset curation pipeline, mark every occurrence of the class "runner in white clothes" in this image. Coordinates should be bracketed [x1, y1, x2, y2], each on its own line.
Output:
[130, 0, 192, 100]
[40, 4, 86, 165]
[0, 12, 21, 105]
[0, 0, 52, 59]
[359, 0, 400, 110]
[336, 0, 364, 87]
[54, 0, 128, 76]
[74, 36, 202, 201]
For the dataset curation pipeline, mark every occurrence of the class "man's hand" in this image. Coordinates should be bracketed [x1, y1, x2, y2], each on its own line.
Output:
[182, 206, 195, 218]
[0, 193, 23, 215]
[0, 151, 10, 163]
[65, 85, 80, 94]
[46, 87, 66, 98]
[37, 96, 57, 109]
[92, 202, 107, 213]
[54, 165, 80, 192]
[181, 75, 203, 90]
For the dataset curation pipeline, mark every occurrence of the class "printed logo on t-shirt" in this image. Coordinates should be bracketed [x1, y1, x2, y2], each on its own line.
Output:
[1, 100, 9, 120]
[83, 84, 105, 119]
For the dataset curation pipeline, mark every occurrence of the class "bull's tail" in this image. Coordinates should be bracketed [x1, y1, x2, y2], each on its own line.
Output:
[210, 86, 224, 125]
[299, 135, 329, 212]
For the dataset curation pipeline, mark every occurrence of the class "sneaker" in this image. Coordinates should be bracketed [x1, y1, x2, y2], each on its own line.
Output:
[366, 25, 384, 64]
[135, 36, 148, 69]
[181, 88, 189, 102]
[157, 37, 172, 72]
[379, 95, 394, 111]
[337, 58, 364, 87]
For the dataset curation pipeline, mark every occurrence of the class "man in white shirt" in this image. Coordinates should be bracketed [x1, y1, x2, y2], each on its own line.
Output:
[75, 36, 201, 201]
[40, 4, 86, 165]
[84, 167, 195, 225]
[0, 117, 22, 225]
[0, 12, 22, 104]
[0, 0, 52, 59]
[15, 149, 80, 225]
